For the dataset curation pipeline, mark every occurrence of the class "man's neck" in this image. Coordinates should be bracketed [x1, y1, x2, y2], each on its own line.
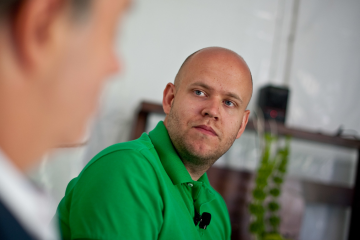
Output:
[182, 160, 212, 181]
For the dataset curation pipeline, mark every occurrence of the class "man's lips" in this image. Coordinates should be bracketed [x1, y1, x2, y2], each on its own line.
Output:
[193, 125, 217, 136]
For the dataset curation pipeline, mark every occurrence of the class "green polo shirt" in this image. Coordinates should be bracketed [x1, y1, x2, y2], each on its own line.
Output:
[56, 121, 231, 240]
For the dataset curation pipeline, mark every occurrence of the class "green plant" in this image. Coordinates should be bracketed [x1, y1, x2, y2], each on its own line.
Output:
[249, 133, 291, 240]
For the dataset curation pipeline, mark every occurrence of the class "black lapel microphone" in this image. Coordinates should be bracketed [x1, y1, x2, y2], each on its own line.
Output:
[194, 211, 212, 230]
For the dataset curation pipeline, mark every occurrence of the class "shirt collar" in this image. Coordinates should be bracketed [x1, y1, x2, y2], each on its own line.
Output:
[148, 122, 216, 208]
[149, 121, 193, 185]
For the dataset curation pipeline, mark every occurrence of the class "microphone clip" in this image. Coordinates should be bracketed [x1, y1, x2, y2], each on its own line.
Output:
[194, 211, 211, 230]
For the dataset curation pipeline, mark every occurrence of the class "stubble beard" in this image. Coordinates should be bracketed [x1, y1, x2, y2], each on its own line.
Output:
[166, 106, 238, 169]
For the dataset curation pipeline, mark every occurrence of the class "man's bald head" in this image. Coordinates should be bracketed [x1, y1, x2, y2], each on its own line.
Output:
[174, 47, 253, 107]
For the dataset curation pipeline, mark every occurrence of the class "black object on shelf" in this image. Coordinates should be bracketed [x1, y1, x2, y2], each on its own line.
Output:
[258, 85, 290, 123]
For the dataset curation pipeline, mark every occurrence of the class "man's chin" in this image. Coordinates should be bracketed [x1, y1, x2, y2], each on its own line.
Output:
[58, 117, 95, 148]
[58, 135, 88, 148]
[57, 124, 91, 148]
[185, 143, 217, 160]
[187, 138, 217, 151]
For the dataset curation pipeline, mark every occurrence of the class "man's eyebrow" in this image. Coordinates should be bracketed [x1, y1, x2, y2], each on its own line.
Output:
[189, 81, 243, 104]
[189, 82, 213, 91]
[225, 92, 243, 104]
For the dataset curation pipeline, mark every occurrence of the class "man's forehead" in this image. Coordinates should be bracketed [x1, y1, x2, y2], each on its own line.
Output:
[181, 49, 250, 80]
[188, 48, 245, 66]
[182, 53, 250, 84]
[176, 48, 253, 104]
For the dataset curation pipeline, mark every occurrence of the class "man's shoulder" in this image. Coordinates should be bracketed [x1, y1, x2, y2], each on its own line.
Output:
[83, 132, 157, 172]
[63, 132, 162, 197]
[57, 134, 165, 239]
[95, 132, 154, 158]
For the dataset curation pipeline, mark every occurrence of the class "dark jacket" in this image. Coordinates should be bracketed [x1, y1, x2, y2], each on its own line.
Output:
[0, 198, 35, 240]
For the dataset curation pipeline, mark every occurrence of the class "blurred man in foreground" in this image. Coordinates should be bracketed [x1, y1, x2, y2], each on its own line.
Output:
[0, 0, 129, 239]
[56, 47, 253, 239]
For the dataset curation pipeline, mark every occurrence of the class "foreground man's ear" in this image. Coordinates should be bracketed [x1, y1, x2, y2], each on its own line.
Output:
[12, 0, 67, 74]
[236, 110, 250, 139]
[162, 82, 176, 115]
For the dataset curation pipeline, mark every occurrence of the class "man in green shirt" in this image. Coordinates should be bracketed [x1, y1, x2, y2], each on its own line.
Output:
[56, 47, 253, 240]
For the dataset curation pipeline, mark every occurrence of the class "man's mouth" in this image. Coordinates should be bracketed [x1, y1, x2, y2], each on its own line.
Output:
[193, 125, 218, 136]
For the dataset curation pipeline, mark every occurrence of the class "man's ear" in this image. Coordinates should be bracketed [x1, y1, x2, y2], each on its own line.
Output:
[13, 0, 67, 71]
[236, 110, 250, 139]
[162, 83, 176, 114]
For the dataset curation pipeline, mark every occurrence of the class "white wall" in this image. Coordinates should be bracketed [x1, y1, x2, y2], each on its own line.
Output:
[287, 0, 360, 134]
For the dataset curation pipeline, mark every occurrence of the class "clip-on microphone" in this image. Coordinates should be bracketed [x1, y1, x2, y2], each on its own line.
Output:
[194, 211, 211, 230]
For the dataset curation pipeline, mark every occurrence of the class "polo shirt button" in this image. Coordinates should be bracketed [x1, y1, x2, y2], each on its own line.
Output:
[187, 183, 193, 187]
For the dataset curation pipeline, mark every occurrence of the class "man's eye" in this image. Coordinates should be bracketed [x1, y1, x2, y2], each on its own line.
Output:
[194, 90, 205, 96]
[224, 100, 234, 106]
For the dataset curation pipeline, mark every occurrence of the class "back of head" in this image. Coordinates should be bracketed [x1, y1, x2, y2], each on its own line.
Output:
[0, 0, 129, 171]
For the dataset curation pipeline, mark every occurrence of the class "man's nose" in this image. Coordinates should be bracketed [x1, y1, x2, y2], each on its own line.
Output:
[201, 98, 220, 120]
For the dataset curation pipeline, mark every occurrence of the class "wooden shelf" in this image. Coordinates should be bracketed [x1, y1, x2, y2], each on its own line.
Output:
[131, 101, 360, 149]
[246, 120, 360, 149]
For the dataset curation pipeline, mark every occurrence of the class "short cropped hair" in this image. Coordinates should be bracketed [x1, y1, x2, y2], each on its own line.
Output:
[0, 0, 91, 21]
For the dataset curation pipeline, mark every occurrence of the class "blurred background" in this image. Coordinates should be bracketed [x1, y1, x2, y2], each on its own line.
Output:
[28, 0, 360, 239]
